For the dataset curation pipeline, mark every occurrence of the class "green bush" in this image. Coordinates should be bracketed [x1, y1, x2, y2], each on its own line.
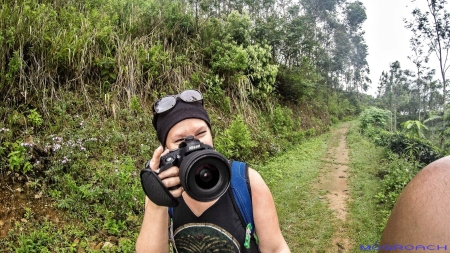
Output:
[215, 115, 256, 161]
[375, 152, 419, 207]
[204, 73, 231, 112]
[375, 152, 420, 232]
[7, 141, 33, 174]
[275, 58, 322, 102]
[377, 131, 443, 165]
[359, 107, 390, 132]
[271, 105, 294, 135]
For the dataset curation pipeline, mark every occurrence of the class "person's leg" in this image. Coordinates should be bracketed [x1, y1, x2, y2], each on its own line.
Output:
[379, 155, 450, 252]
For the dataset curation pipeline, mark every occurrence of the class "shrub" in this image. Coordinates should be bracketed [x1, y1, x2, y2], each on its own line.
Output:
[27, 109, 44, 128]
[215, 115, 256, 161]
[375, 152, 421, 231]
[7, 140, 33, 174]
[204, 73, 230, 112]
[275, 58, 322, 102]
[359, 107, 390, 132]
[377, 131, 443, 165]
[401, 120, 427, 139]
[271, 105, 294, 135]
[330, 115, 339, 124]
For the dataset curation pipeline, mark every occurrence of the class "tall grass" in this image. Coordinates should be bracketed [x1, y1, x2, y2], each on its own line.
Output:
[0, 0, 202, 108]
[346, 121, 385, 250]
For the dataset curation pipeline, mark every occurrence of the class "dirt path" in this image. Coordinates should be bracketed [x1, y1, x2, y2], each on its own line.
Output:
[317, 123, 351, 252]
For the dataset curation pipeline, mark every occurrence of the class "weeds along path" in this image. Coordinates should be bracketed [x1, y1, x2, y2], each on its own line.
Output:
[317, 123, 351, 252]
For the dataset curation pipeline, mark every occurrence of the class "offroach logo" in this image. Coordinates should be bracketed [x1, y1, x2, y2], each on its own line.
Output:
[360, 245, 448, 251]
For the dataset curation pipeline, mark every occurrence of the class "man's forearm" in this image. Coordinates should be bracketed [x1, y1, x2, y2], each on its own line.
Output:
[136, 198, 170, 253]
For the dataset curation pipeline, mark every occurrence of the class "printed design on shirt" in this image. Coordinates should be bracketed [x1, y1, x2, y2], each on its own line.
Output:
[173, 222, 241, 253]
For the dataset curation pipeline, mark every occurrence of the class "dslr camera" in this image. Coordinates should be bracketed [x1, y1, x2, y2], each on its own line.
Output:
[157, 136, 231, 202]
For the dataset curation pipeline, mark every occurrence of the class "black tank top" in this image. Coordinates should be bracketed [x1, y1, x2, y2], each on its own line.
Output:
[171, 189, 260, 253]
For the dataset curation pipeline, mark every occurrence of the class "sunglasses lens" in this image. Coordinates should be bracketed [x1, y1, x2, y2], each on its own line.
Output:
[179, 90, 203, 102]
[154, 97, 176, 113]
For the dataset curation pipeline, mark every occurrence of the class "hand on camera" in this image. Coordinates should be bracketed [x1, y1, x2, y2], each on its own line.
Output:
[148, 146, 184, 198]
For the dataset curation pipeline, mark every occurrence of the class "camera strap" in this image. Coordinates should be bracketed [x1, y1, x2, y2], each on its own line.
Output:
[140, 168, 179, 207]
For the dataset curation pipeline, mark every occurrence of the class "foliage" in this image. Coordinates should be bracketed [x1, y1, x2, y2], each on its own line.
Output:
[208, 11, 278, 101]
[375, 153, 419, 207]
[423, 109, 450, 150]
[276, 59, 322, 102]
[375, 131, 443, 165]
[271, 105, 294, 135]
[401, 120, 428, 139]
[358, 110, 444, 232]
[358, 107, 390, 132]
[6, 141, 33, 174]
[215, 115, 256, 161]
[203, 74, 231, 112]
[406, 0, 450, 115]
[27, 109, 44, 128]
[374, 152, 420, 232]
[130, 95, 142, 115]
[328, 94, 354, 120]
[345, 1, 367, 30]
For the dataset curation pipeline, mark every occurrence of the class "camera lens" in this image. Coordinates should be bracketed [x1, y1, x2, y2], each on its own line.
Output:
[179, 150, 231, 202]
[195, 164, 219, 189]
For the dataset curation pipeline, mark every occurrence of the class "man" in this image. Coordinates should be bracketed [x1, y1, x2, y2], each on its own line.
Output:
[136, 90, 290, 253]
[379, 155, 450, 252]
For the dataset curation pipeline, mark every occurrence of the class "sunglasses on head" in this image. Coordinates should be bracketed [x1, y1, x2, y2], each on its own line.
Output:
[153, 89, 203, 114]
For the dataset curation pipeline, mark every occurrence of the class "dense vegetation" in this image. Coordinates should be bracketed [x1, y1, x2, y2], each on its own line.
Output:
[0, 0, 370, 251]
[358, 106, 447, 233]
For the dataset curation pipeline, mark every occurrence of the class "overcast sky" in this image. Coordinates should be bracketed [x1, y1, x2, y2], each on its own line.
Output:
[358, 0, 430, 96]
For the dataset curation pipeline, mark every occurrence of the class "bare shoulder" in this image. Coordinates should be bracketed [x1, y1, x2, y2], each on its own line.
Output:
[380, 155, 450, 248]
[246, 167, 274, 212]
[246, 168, 291, 252]
[247, 167, 266, 187]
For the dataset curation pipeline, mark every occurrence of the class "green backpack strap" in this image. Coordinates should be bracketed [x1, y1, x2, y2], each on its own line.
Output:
[231, 161, 256, 249]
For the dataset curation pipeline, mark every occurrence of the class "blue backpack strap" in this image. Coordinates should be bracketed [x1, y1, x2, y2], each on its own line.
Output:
[169, 161, 256, 248]
[231, 161, 256, 248]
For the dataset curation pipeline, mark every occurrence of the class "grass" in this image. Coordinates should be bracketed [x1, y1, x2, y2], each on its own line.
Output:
[345, 121, 385, 251]
[256, 130, 336, 252]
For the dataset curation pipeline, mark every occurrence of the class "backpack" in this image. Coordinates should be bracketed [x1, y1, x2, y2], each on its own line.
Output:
[169, 160, 257, 249]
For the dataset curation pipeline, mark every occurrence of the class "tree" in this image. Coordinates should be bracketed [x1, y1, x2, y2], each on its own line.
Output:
[407, 0, 450, 121]
[345, 1, 370, 95]
[377, 61, 409, 131]
[407, 31, 430, 121]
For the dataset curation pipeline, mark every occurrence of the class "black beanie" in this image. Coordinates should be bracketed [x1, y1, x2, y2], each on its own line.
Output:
[152, 99, 211, 146]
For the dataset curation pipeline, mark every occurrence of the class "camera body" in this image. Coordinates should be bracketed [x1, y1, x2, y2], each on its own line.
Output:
[159, 136, 231, 202]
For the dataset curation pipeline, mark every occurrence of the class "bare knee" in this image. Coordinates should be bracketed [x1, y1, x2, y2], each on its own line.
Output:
[379, 156, 450, 250]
